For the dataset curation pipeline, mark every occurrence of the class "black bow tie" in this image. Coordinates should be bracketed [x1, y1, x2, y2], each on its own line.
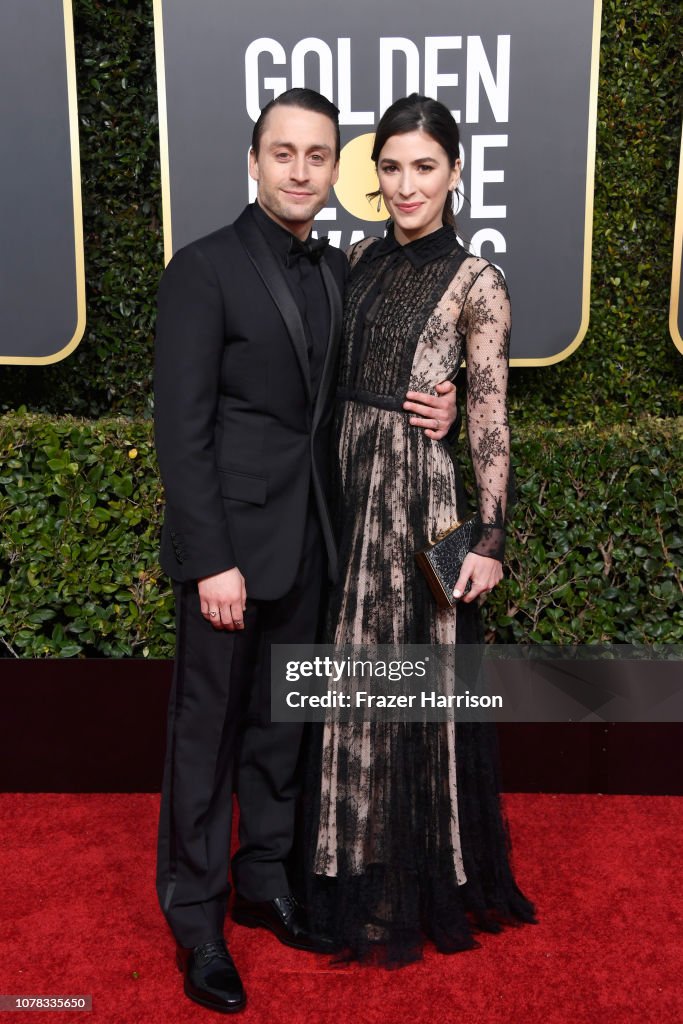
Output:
[285, 235, 329, 268]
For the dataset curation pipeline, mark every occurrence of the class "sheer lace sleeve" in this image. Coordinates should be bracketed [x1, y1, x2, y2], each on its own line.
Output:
[460, 263, 510, 561]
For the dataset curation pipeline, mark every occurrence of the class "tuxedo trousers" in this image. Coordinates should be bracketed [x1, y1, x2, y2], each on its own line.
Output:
[156, 513, 324, 948]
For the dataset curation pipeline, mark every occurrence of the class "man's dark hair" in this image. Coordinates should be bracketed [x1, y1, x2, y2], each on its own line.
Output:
[251, 88, 341, 161]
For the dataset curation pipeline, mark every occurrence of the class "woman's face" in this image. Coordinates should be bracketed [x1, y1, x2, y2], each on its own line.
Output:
[376, 129, 460, 244]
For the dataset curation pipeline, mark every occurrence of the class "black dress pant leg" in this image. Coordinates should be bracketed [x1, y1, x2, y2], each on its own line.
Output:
[156, 580, 260, 948]
[231, 513, 324, 901]
[156, 513, 325, 944]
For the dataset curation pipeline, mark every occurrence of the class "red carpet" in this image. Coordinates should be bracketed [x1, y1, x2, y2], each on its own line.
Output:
[0, 794, 681, 1023]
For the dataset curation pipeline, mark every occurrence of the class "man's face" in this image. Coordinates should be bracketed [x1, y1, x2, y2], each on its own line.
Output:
[249, 105, 339, 238]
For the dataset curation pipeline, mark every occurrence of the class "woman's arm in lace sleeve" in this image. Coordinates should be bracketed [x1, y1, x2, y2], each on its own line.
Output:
[462, 263, 511, 561]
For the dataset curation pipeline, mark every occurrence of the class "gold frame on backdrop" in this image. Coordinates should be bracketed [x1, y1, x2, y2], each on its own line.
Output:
[516, 0, 602, 366]
[153, 0, 174, 268]
[0, 0, 86, 366]
[153, 0, 602, 367]
[669, 123, 683, 355]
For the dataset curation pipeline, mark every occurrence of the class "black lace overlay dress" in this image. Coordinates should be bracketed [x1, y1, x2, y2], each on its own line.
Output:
[303, 225, 535, 966]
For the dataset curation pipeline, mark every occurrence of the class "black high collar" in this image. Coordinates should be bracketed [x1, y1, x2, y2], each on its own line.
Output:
[365, 223, 461, 269]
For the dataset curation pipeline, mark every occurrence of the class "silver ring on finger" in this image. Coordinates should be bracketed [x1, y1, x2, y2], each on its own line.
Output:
[210, 611, 217, 618]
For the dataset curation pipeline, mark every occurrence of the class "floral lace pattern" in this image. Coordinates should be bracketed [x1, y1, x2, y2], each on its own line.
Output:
[304, 226, 534, 965]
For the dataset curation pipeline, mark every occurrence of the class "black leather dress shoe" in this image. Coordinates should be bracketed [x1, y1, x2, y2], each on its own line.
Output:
[232, 893, 336, 953]
[176, 939, 246, 1014]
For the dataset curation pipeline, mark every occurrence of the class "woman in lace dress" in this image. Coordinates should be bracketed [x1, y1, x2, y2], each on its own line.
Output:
[304, 95, 535, 965]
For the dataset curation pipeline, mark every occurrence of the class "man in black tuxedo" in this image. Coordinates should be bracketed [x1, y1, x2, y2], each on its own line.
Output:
[154, 88, 457, 1014]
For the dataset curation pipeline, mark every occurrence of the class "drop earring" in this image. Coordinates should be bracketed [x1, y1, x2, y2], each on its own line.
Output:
[376, 192, 383, 213]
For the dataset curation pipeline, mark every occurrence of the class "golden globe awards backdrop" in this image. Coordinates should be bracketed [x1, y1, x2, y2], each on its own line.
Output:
[0, 0, 84, 364]
[670, 123, 683, 355]
[154, 0, 601, 364]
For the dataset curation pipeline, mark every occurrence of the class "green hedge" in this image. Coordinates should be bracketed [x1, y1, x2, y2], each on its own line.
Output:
[486, 419, 682, 644]
[0, 0, 681, 421]
[0, 414, 172, 657]
[1, 414, 680, 657]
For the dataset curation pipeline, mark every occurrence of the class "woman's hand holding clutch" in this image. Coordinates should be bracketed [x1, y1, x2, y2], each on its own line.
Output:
[453, 552, 503, 604]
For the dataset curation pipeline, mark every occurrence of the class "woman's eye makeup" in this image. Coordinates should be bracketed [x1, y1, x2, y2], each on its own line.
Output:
[380, 161, 438, 173]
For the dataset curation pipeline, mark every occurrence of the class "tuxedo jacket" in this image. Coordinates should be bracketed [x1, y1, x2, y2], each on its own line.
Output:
[153, 204, 347, 600]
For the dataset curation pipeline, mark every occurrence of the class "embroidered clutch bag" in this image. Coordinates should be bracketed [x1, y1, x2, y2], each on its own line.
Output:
[414, 513, 481, 608]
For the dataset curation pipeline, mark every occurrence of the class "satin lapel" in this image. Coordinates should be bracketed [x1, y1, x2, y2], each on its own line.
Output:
[313, 259, 343, 431]
[234, 209, 312, 403]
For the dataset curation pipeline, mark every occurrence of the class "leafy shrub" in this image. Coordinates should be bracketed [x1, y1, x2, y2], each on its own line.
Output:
[489, 419, 683, 644]
[0, 414, 172, 656]
[1, 414, 680, 656]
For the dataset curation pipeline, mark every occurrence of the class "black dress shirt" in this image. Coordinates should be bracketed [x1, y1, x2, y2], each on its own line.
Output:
[252, 201, 330, 397]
